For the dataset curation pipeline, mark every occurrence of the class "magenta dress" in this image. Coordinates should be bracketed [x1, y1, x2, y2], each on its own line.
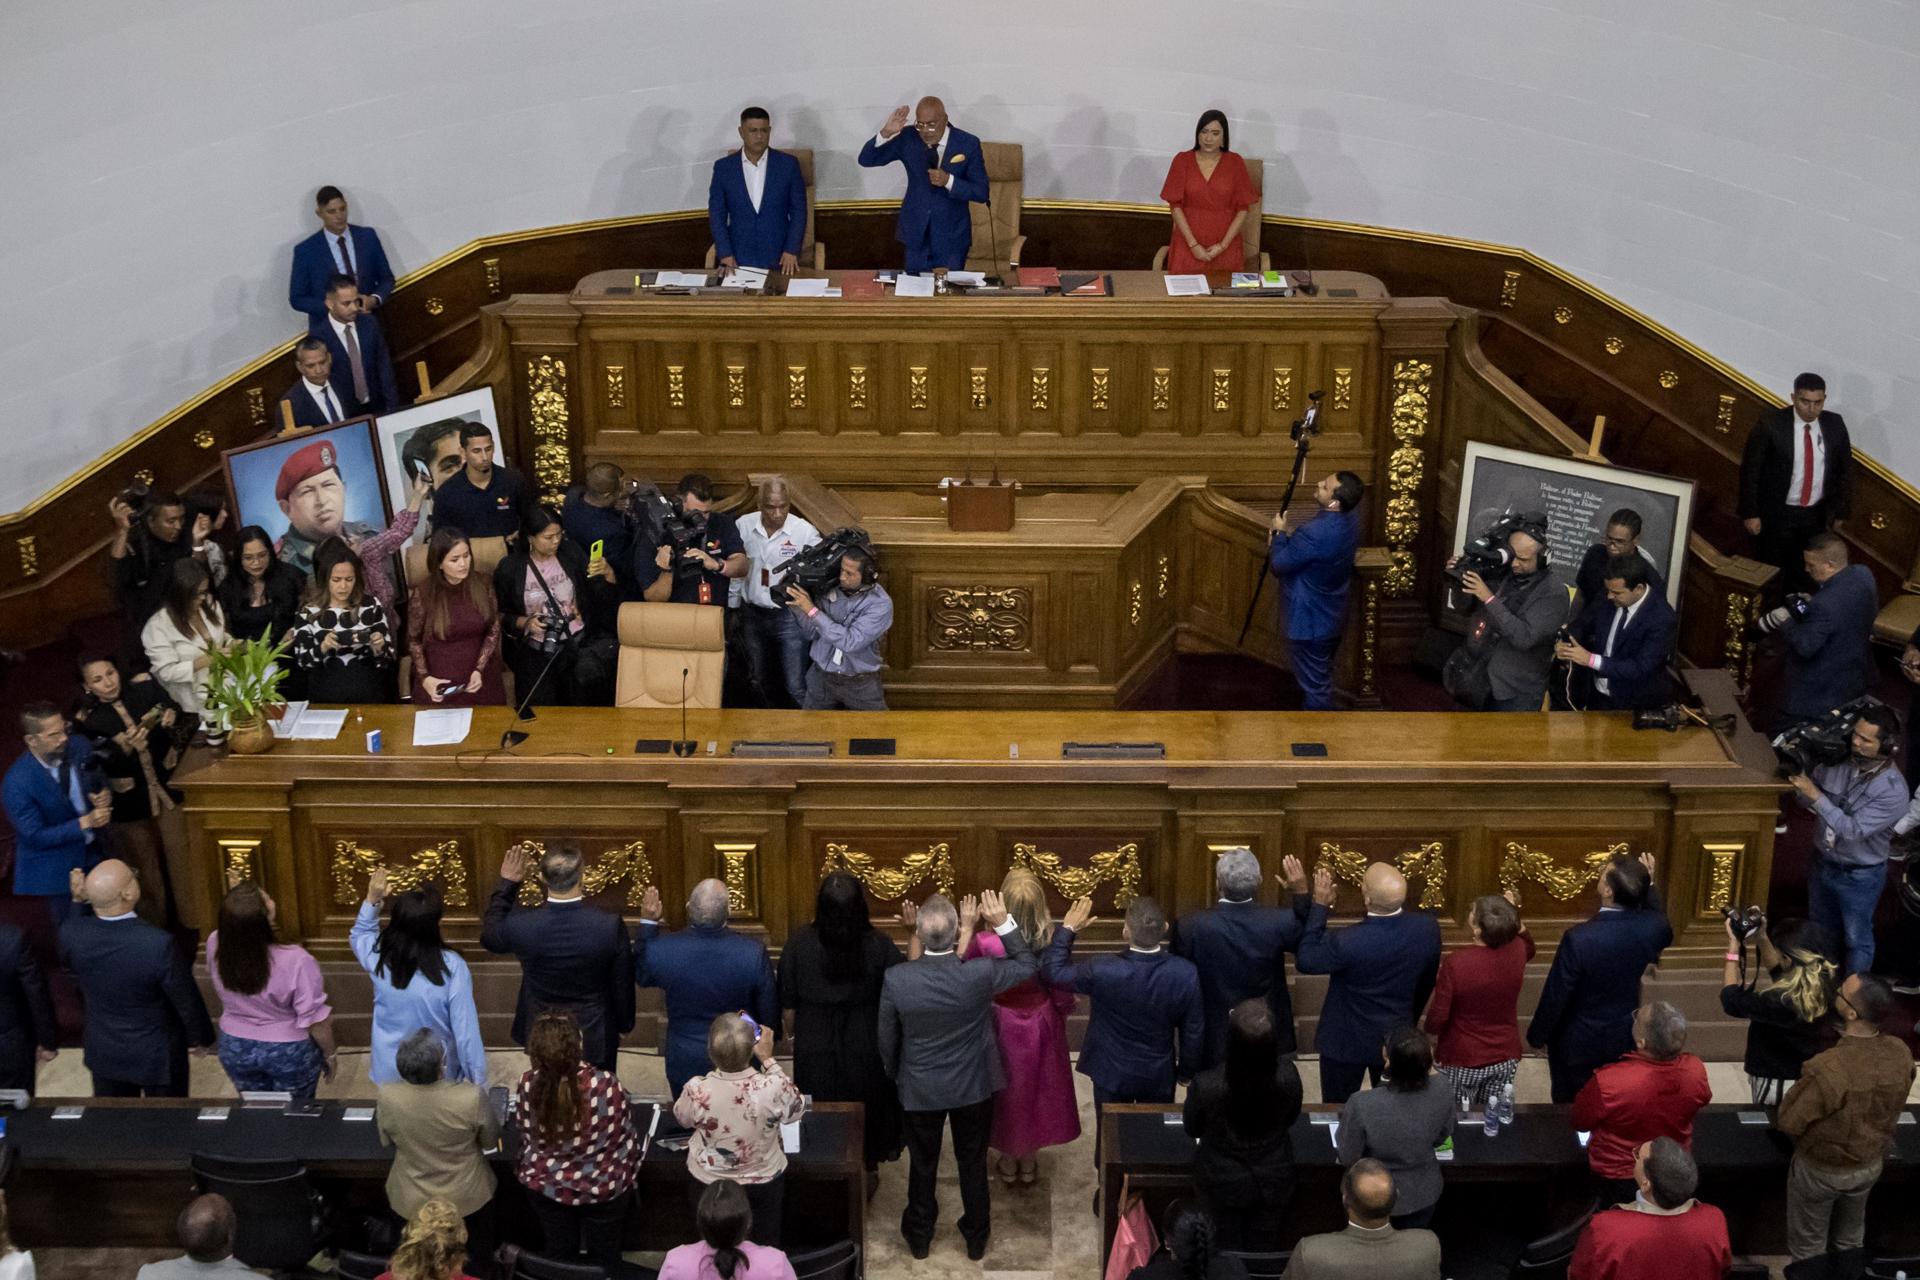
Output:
[966, 929, 1081, 1157]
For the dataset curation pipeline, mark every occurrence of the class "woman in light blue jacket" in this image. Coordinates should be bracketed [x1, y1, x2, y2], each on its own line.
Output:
[351, 868, 487, 1085]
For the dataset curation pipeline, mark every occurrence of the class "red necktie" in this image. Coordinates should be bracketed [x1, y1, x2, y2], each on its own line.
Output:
[1799, 424, 1815, 507]
[337, 233, 355, 277]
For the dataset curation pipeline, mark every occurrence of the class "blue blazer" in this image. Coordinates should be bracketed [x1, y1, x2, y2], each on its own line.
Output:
[480, 878, 636, 1069]
[1040, 930, 1202, 1099]
[635, 921, 779, 1094]
[1268, 508, 1360, 642]
[1172, 896, 1311, 1062]
[290, 225, 396, 319]
[2, 737, 102, 896]
[857, 126, 988, 262]
[1782, 564, 1879, 722]
[1526, 889, 1672, 1068]
[1575, 591, 1677, 710]
[1296, 906, 1442, 1065]
[708, 150, 807, 269]
[58, 910, 214, 1087]
[308, 313, 402, 416]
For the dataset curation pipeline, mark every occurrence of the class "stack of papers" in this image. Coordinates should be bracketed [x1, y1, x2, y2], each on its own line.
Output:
[719, 267, 769, 289]
[785, 279, 840, 298]
[270, 702, 347, 740]
[944, 270, 987, 286]
[1163, 274, 1210, 296]
[653, 271, 712, 288]
[894, 274, 937, 297]
[413, 707, 473, 746]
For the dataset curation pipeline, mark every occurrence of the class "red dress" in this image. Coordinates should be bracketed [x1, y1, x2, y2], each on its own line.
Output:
[407, 585, 506, 706]
[1160, 150, 1258, 275]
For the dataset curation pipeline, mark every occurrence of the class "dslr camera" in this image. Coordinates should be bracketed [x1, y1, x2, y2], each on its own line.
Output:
[1446, 511, 1549, 588]
[1756, 594, 1813, 635]
[773, 528, 876, 603]
[530, 606, 569, 656]
[1722, 904, 1765, 941]
[622, 488, 713, 581]
[1772, 696, 1880, 777]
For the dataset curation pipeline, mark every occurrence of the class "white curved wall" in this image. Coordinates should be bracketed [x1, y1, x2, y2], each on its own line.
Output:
[4, 0, 1917, 511]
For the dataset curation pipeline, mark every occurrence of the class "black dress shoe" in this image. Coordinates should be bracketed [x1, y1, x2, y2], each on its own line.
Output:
[967, 1238, 988, 1262]
[908, 1241, 930, 1261]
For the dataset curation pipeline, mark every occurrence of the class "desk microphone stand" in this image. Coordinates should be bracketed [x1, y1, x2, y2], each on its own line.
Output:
[1237, 392, 1323, 647]
[499, 639, 570, 751]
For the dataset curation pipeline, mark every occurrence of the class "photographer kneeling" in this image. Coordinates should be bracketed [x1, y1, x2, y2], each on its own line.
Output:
[786, 543, 892, 711]
[1719, 913, 1838, 1106]
[495, 508, 620, 707]
[1443, 515, 1571, 712]
[1789, 703, 1908, 975]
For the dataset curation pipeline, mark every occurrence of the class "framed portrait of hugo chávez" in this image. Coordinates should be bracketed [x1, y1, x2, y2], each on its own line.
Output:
[223, 418, 394, 577]
[372, 387, 504, 549]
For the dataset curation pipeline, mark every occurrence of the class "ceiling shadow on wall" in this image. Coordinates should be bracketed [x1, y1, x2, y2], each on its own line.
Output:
[1290, 108, 1381, 225]
[590, 107, 696, 217]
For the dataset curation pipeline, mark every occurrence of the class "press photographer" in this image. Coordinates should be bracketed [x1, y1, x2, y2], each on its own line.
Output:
[634, 473, 747, 606]
[1755, 533, 1877, 733]
[1552, 554, 1675, 711]
[1789, 702, 1906, 974]
[495, 507, 620, 708]
[784, 534, 892, 710]
[1718, 912, 1837, 1106]
[1442, 513, 1572, 712]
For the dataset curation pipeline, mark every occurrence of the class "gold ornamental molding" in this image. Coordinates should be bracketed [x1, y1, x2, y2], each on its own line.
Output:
[1129, 580, 1144, 626]
[1013, 841, 1143, 907]
[1498, 840, 1630, 902]
[787, 365, 808, 411]
[16, 535, 37, 578]
[909, 366, 929, 411]
[666, 364, 687, 409]
[1211, 368, 1231, 413]
[1090, 367, 1110, 412]
[1315, 841, 1447, 911]
[1331, 368, 1354, 412]
[929, 586, 1032, 652]
[217, 836, 263, 884]
[1382, 357, 1433, 597]
[1031, 366, 1051, 412]
[1150, 368, 1171, 412]
[605, 365, 627, 409]
[847, 365, 869, 410]
[726, 365, 747, 409]
[1156, 554, 1170, 599]
[245, 387, 267, 428]
[525, 355, 572, 508]
[1658, 370, 1680, 390]
[821, 842, 955, 901]
[1715, 394, 1736, 435]
[512, 839, 655, 907]
[1722, 590, 1759, 686]
[970, 366, 990, 411]
[331, 838, 470, 907]
[715, 841, 758, 915]
[482, 257, 502, 296]
[1271, 367, 1292, 412]
[1552, 306, 1573, 325]
[1359, 577, 1380, 701]
[1702, 842, 1743, 913]
[1499, 270, 1520, 308]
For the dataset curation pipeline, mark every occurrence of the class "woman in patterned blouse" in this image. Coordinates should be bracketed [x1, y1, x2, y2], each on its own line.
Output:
[674, 1012, 805, 1247]
[292, 539, 394, 703]
[513, 1010, 638, 1271]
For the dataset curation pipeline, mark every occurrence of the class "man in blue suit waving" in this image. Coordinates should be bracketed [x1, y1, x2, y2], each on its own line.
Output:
[858, 97, 989, 273]
[1268, 471, 1363, 709]
[709, 107, 808, 274]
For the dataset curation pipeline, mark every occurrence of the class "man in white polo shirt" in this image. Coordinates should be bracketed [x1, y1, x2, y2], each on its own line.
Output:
[732, 476, 820, 707]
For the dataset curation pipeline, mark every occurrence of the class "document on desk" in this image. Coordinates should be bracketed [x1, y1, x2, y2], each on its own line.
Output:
[944, 270, 987, 286]
[272, 703, 348, 740]
[654, 271, 712, 288]
[1163, 274, 1210, 296]
[781, 1118, 803, 1153]
[785, 278, 840, 298]
[413, 707, 473, 747]
[719, 267, 768, 289]
[894, 274, 937, 297]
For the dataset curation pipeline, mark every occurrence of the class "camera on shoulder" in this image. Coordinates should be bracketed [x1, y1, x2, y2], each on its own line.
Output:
[1446, 511, 1549, 592]
[773, 528, 875, 603]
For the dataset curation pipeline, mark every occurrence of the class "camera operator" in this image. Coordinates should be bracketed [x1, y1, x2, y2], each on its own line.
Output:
[1552, 554, 1675, 711]
[635, 473, 747, 606]
[1789, 703, 1907, 974]
[560, 462, 636, 594]
[1756, 533, 1877, 733]
[108, 489, 215, 662]
[1265, 471, 1363, 710]
[735, 477, 820, 709]
[786, 544, 891, 710]
[1719, 914, 1837, 1106]
[1446, 520, 1571, 712]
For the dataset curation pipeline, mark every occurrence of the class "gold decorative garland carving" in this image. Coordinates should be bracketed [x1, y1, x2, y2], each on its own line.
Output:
[512, 839, 655, 907]
[1723, 591, 1758, 687]
[1013, 841, 1142, 907]
[1497, 841, 1629, 902]
[1315, 841, 1447, 910]
[666, 365, 687, 409]
[17, 535, 38, 578]
[525, 355, 572, 506]
[969, 367, 989, 411]
[1383, 357, 1433, 597]
[425, 297, 445, 316]
[1603, 336, 1626, 356]
[331, 839, 470, 907]
[1129, 580, 1143, 626]
[1553, 306, 1573, 325]
[1156, 554, 1170, 599]
[1658, 370, 1680, 390]
[1715, 394, 1735, 434]
[821, 842, 955, 901]
[1360, 577, 1380, 700]
[483, 258, 502, 296]
[194, 428, 216, 450]
[929, 586, 1032, 651]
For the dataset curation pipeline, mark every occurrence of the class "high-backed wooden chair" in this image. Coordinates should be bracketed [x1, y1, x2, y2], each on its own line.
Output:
[964, 141, 1026, 279]
[702, 147, 827, 270]
[614, 602, 725, 709]
[1150, 155, 1271, 272]
[397, 534, 511, 698]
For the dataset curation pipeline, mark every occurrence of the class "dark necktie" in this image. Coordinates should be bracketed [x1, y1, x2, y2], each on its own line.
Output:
[342, 322, 370, 404]
[337, 233, 355, 278]
[1799, 424, 1816, 507]
[319, 384, 342, 422]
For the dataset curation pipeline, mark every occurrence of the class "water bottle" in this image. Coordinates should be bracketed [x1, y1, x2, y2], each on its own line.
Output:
[1496, 1083, 1516, 1126]
[1482, 1096, 1500, 1137]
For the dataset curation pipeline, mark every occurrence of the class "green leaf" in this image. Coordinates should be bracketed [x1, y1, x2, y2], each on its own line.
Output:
[203, 628, 292, 722]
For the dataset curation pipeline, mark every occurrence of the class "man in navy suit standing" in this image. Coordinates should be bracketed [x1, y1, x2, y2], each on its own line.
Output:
[58, 859, 215, 1096]
[1527, 852, 1673, 1102]
[1296, 862, 1443, 1104]
[278, 339, 354, 429]
[1555, 554, 1676, 711]
[1173, 849, 1311, 1069]
[709, 107, 808, 274]
[290, 185, 396, 320]
[1739, 372, 1852, 593]
[309, 274, 402, 416]
[1268, 471, 1363, 709]
[1759, 533, 1879, 732]
[482, 842, 636, 1072]
[3, 704, 112, 929]
[858, 97, 989, 274]
[634, 878, 778, 1098]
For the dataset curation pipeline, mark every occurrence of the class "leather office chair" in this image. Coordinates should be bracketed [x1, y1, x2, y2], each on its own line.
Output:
[398, 533, 511, 700]
[189, 1151, 331, 1274]
[1509, 1197, 1600, 1279]
[614, 602, 725, 709]
[964, 141, 1027, 279]
[1221, 1251, 1290, 1280]
[335, 1250, 392, 1280]
[494, 1244, 614, 1280]
[1150, 155, 1271, 272]
[787, 1239, 861, 1280]
[702, 147, 827, 271]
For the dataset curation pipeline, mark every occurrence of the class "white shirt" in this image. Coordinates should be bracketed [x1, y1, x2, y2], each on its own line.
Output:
[1786, 413, 1827, 508]
[1594, 589, 1648, 696]
[733, 512, 821, 608]
[303, 378, 344, 423]
[741, 150, 768, 214]
[873, 126, 966, 198]
[327, 314, 358, 352]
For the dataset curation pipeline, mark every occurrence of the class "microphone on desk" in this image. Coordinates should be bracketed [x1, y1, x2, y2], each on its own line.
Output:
[499, 637, 569, 751]
[671, 666, 696, 757]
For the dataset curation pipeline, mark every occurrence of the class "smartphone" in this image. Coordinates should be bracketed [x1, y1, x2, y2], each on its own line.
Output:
[590, 538, 605, 561]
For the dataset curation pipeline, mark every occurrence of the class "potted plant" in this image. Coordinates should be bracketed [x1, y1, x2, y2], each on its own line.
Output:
[204, 632, 292, 755]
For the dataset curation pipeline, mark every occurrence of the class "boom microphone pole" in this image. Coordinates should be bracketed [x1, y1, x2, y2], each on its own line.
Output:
[1237, 391, 1323, 646]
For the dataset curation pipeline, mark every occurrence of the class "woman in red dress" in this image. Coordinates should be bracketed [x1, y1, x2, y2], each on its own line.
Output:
[406, 527, 506, 706]
[1160, 110, 1259, 275]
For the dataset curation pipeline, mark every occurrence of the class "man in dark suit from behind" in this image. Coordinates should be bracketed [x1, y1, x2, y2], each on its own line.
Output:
[289, 185, 396, 320]
[634, 877, 777, 1098]
[57, 859, 214, 1096]
[1555, 554, 1677, 711]
[481, 842, 635, 1072]
[279, 338, 354, 429]
[879, 889, 1035, 1261]
[1739, 371, 1852, 593]
[1172, 848, 1310, 1069]
[0, 921, 59, 1095]
[1297, 862, 1444, 1104]
[308, 273, 401, 416]
[1757, 532, 1880, 732]
[708, 106, 809, 274]
[1281, 1158, 1442, 1280]
[1526, 852, 1672, 1102]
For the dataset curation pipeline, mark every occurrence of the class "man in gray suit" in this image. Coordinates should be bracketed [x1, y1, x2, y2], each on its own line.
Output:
[879, 889, 1034, 1261]
[1282, 1159, 1441, 1280]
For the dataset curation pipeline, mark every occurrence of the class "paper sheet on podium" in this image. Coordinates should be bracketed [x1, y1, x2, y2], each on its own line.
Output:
[894, 274, 937, 297]
[1163, 274, 1210, 296]
[413, 707, 473, 747]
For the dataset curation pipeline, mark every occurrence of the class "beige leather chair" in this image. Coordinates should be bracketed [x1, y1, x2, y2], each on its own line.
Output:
[702, 147, 827, 270]
[1150, 156, 1271, 272]
[398, 534, 512, 698]
[964, 141, 1027, 279]
[614, 602, 726, 709]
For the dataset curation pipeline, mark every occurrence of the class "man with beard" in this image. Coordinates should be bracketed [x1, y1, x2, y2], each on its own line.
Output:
[1791, 704, 1908, 975]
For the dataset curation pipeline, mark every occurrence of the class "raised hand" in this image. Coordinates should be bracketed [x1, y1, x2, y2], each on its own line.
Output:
[640, 885, 663, 922]
[1638, 852, 1657, 879]
[1281, 855, 1308, 894]
[881, 105, 910, 138]
[898, 898, 918, 930]
[70, 867, 87, 903]
[1311, 867, 1337, 907]
[1502, 886, 1523, 910]
[366, 866, 389, 905]
[979, 889, 1010, 929]
[500, 844, 529, 884]
[1063, 896, 1097, 933]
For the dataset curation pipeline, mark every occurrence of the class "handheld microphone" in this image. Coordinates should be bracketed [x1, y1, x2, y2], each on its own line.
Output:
[671, 666, 696, 757]
[925, 142, 942, 171]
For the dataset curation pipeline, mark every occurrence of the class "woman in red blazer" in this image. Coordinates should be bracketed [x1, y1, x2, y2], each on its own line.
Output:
[1160, 110, 1259, 275]
[1423, 891, 1535, 1108]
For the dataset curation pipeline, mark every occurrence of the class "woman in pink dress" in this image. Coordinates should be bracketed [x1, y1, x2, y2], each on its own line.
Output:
[965, 866, 1080, 1183]
[1159, 110, 1259, 276]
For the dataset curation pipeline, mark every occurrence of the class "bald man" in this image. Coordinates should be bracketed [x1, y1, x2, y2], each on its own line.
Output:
[858, 97, 990, 274]
[58, 860, 213, 1096]
[1296, 862, 1442, 1104]
[635, 877, 778, 1097]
